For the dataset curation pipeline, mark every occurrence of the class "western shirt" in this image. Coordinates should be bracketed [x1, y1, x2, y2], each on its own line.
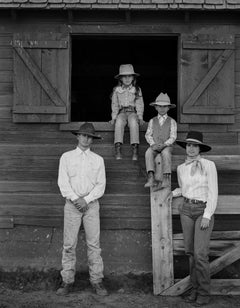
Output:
[58, 147, 106, 204]
[111, 85, 144, 120]
[145, 114, 177, 146]
[172, 157, 218, 219]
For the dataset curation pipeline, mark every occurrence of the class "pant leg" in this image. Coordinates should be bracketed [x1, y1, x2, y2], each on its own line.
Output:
[114, 112, 127, 144]
[145, 147, 158, 173]
[127, 112, 139, 144]
[83, 201, 104, 284]
[179, 203, 198, 290]
[194, 214, 214, 296]
[161, 146, 172, 174]
[61, 200, 82, 284]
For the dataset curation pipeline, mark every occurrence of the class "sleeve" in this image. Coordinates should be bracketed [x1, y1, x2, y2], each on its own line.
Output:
[135, 88, 144, 120]
[145, 119, 155, 146]
[172, 165, 183, 197]
[203, 160, 218, 220]
[164, 118, 177, 146]
[84, 157, 106, 204]
[57, 154, 79, 201]
[111, 89, 120, 120]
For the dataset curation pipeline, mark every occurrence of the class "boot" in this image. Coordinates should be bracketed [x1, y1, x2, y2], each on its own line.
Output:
[160, 173, 171, 189]
[132, 143, 139, 161]
[56, 282, 73, 296]
[144, 171, 156, 188]
[115, 142, 122, 160]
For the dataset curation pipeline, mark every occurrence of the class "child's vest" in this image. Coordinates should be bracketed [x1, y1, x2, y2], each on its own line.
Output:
[152, 116, 172, 144]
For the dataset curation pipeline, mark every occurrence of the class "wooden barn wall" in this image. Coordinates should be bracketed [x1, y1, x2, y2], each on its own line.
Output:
[0, 12, 239, 273]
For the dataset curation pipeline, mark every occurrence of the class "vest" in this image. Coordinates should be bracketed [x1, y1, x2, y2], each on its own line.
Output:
[152, 116, 172, 144]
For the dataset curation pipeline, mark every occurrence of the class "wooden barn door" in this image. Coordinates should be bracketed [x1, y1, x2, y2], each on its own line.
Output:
[12, 32, 70, 123]
[180, 34, 235, 124]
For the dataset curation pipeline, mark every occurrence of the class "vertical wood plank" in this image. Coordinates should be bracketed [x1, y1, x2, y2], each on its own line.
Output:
[150, 187, 174, 295]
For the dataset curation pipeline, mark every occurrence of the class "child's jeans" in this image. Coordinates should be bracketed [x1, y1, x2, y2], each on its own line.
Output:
[145, 146, 172, 174]
[114, 111, 139, 144]
[179, 200, 214, 296]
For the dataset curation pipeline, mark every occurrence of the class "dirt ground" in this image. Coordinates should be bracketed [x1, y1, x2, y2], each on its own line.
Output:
[0, 273, 240, 308]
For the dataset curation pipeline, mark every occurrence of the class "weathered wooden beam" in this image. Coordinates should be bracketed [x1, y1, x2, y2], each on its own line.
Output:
[13, 106, 66, 114]
[0, 216, 14, 228]
[150, 188, 174, 295]
[161, 244, 240, 296]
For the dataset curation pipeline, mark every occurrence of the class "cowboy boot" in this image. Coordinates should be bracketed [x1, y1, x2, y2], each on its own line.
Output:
[132, 143, 139, 161]
[144, 171, 156, 188]
[160, 173, 171, 189]
[115, 143, 122, 160]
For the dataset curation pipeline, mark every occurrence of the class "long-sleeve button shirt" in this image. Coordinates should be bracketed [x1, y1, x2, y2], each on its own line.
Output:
[172, 157, 218, 219]
[58, 147, 106, 204]
[111, 85, 144, 120]
[145, 114, 177, 146]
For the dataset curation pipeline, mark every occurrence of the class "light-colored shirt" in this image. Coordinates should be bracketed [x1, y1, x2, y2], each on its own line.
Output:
[111, 85, 144, 120]
[172, 157, 218, 219]
[145, 114, 177, 146]
[58, 147, 106, 204]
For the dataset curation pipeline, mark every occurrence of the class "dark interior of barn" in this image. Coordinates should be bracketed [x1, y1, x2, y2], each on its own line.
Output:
[71, 35, 178, 122]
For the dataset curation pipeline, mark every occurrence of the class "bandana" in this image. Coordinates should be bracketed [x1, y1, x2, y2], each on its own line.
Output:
[185, 155, 204, 176]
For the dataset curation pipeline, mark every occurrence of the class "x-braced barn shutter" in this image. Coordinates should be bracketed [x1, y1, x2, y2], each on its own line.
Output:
[12, 33, 70, 123]
[180, 34, 235, 124]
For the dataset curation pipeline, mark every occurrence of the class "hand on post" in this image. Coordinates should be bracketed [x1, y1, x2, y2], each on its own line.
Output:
[138, 119, 145, 126]
[109, 119, 116, 125]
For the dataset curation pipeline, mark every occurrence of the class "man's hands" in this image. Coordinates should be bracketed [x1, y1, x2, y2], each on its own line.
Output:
[138, 119, 145, 126]
[200, 217, 210, 230]
[151, 143, 166, 152]
[72, 197, 88, 213]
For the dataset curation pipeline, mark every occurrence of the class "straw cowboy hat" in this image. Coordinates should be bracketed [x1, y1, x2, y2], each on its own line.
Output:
[176, 131, 211, 152]
[150, 93, 176, 109]
[114, 64, 140, 79]
[71, 122, 102, 139]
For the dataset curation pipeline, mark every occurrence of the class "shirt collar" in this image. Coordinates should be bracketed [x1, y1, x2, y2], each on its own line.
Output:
[116, 85, 135, 94]
[157, 114, 168, 121]
[76, 147, 90, 155]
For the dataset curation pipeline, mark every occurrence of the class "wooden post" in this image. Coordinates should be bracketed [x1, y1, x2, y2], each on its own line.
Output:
[150, 185, 174, 295]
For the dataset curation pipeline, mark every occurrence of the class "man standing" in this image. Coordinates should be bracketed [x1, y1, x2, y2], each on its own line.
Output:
[57, 122, 108, 296]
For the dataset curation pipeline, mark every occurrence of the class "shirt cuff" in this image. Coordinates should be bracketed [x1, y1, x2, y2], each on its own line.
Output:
[70, 194, 79, 202]
[84, 195, 92, 205]
[203, 211, 212, 220]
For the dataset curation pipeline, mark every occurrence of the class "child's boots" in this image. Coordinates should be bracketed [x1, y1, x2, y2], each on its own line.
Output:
[115, 142, 122, 160]
[132, 143, 139, 161]
[144, 171, 156, 188]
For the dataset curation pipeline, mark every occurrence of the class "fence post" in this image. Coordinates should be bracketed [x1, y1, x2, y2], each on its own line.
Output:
[150, 154, 174, 295]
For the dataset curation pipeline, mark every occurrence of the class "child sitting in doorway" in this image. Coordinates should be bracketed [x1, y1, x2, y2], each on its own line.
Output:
[144, 93, 177, 189]
[110, 64, 145, 160]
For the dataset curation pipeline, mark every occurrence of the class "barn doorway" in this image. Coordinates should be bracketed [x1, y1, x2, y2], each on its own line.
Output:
[71, 35, 178, 122]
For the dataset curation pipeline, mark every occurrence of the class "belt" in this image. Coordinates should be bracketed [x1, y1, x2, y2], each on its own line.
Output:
[119, 106, 136, 113]
[184, 197, 206, 205]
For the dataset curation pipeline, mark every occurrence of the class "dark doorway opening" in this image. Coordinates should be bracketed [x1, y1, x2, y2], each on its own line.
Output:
[71, 35, 178, 122]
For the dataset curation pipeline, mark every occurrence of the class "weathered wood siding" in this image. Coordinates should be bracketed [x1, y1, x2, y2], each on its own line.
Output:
[0, 12, 239, 273]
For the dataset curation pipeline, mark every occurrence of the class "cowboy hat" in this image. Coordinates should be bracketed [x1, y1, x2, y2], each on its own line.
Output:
[150, 93, 176, 109]
[71, 122, 102, 139]
[114, 64, 140, 79]
[176, 131, 211, 152]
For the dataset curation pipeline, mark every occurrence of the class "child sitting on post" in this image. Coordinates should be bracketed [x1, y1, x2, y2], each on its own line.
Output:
[110, 64, 145, 161]
[144, 93, 177, 189]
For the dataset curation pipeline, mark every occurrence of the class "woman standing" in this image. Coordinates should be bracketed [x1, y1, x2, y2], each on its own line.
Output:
[172, 131, 218, 306]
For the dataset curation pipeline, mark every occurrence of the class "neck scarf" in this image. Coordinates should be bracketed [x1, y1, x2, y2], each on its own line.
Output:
[185, 155, 204, 176]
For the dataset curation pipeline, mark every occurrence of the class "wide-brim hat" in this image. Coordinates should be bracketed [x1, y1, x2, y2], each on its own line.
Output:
[150, 92, 176, 109]
[71, 122, 102, 139]
[176, 131, 211, 152]
[114, 64, 140, 79]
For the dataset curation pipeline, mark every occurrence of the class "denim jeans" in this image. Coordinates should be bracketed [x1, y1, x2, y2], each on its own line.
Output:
[145, 146, 172, 174]
[61, 200, 104, 284]
[179, 201, 214, 296]
[114, 111, 139, 144]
